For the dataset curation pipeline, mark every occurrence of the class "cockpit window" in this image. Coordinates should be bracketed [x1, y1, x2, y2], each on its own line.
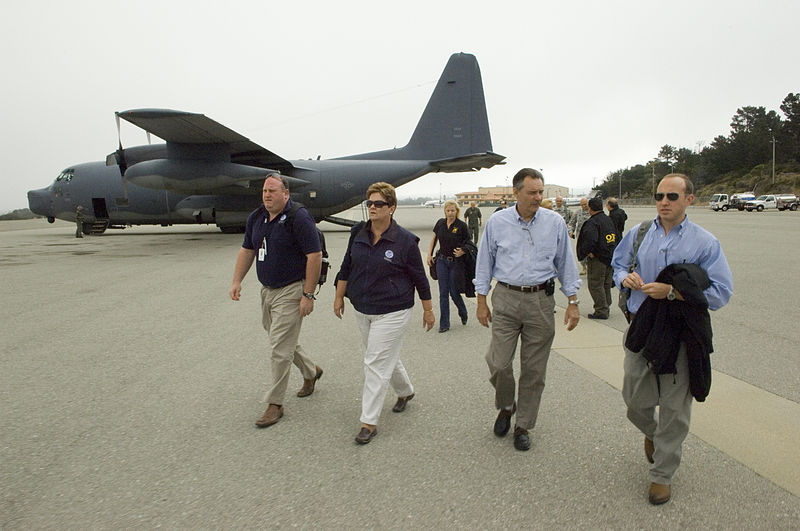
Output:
[55, 169, 74, 183]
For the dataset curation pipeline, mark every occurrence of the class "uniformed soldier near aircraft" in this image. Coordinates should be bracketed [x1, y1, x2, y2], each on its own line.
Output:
[463, 201, 482, 244]
[74, 205, 84, 238]
[229, 173, 324, 428]
[553, 196, 572, 224]
[611, 173, 733, 505]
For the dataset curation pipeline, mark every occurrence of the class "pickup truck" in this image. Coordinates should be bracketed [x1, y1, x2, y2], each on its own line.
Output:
[745, 195, 778, 211]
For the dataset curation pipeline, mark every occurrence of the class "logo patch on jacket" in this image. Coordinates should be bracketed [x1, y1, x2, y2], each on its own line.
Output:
[384, 249, 394, 262]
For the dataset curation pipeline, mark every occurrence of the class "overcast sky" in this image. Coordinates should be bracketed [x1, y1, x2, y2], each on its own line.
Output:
[1, 0, 798, 213]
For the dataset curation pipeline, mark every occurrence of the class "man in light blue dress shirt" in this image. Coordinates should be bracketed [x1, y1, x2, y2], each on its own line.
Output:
[474, 168, 582, 452]
[611, 173, 733, 505]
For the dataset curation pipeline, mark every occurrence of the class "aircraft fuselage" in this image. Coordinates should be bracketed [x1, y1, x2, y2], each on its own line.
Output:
[26, 52, 504, 233]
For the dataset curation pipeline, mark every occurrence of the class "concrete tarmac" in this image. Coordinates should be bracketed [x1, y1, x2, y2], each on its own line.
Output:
[1, 206, 799, 529]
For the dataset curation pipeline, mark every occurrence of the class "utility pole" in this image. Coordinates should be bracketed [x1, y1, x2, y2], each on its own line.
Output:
[771, 136, 777, 184]
[652, 164, 656, 195]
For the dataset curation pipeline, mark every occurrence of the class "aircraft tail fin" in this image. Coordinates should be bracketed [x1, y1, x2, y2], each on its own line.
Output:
[403, 52, 494, 160]
[335, 53, 504, 170]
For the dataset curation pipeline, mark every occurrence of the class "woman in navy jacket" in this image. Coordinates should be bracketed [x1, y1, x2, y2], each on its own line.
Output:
[334, 182, 435, 444]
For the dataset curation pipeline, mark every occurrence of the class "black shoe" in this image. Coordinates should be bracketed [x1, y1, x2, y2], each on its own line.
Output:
[493, 403, 516, 437]
[587, 313, 608, 320]
[438, 327, 449, 333]
[513, 427, 531, 451]
[355, 427, 377, 444]
[460, 314, 468, 325]
[392, 393, 414, 413]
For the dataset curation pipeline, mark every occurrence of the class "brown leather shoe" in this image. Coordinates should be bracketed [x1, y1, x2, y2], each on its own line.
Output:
[644, 437, 655, 464]
[648, 482, 671, 505]
[392, 393, 415, 412]
[255, 404, 283, 428]
[297, 365, 323, 397]
[355, 426, 377, 444]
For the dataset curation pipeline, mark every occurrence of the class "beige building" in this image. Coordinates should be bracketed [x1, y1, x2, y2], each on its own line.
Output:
[456, 184, 569, 207]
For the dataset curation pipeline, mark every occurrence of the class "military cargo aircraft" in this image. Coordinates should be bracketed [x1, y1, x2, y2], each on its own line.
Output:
[27, 53, 504, 234]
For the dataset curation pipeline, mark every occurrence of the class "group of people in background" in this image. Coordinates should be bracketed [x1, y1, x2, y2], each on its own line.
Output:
[228, 169, 733, 506]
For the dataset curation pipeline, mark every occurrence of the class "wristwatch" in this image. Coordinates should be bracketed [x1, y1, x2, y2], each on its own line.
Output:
[568, 299, 580, 305]
[666, 286, 676, 301]
[303, 292, 316, 300]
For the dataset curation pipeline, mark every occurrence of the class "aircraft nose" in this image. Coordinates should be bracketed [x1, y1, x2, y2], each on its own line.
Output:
[27, 188, 52, 217]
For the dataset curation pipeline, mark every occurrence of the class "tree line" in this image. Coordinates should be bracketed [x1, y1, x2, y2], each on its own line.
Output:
[594, 92, 800, 199]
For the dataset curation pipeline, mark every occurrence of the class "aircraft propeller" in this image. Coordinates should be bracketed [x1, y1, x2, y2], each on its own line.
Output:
[114, 112, 129, 199]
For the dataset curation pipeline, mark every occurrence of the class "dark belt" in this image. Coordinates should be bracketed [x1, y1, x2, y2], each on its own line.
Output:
[436, 254, 456, 262]
[497, 281, 548, 293]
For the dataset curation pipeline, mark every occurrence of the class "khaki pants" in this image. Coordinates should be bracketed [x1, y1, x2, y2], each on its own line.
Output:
[485, 286, 555, 430]
[622, 330, 693, 485]
[260, 281, 317, 405]
[586, 256, 613, 317]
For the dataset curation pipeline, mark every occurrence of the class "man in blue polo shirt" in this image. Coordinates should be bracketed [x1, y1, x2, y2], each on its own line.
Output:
[229, 173, 324, 428]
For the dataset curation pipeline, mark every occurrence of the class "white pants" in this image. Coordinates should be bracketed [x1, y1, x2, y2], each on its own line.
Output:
[353, 308, 414, 426]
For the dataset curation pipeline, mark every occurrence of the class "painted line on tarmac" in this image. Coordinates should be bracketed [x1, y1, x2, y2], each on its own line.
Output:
[552, 310, 800, 499]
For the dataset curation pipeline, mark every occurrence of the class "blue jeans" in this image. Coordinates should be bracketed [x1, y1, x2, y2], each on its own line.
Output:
[436, 258, 468, 329]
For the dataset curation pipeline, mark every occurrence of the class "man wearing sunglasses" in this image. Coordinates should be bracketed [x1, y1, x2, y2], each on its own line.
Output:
[611, 173, 733, 505]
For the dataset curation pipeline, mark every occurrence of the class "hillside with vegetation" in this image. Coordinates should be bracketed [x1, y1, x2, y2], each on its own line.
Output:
[594, 92, 800, 200]
[0, 208, 37, 221]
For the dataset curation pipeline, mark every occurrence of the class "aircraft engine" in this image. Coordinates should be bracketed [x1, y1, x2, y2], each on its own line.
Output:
[123, 160, 270, 194]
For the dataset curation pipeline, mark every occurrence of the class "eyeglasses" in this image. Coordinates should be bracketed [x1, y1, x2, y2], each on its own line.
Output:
[522, 226, 534, 246]
[653, 192, 681, 202]
[365, 200, 390, 208]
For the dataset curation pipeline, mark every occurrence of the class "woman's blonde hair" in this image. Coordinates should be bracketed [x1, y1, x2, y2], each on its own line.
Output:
[442, 199, 460, 217]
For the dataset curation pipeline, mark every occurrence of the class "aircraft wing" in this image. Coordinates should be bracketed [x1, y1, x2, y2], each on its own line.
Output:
[117, 109, 295, 173]
[429, 152, 506, 173]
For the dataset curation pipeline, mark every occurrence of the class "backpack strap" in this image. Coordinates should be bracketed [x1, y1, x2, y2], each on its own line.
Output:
[619, 219, 653, 323]
[628, 220, 653, 273]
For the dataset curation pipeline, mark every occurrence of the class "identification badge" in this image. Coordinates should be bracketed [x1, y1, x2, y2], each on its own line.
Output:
[258, 237, 267, 261]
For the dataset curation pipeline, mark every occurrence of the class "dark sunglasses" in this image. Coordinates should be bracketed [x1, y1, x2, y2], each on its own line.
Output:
[654, 192, 681, 201]
[366, 199, 390, 208]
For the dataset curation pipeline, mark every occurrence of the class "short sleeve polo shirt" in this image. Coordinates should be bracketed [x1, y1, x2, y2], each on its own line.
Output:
[242, 201, 321, 288]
